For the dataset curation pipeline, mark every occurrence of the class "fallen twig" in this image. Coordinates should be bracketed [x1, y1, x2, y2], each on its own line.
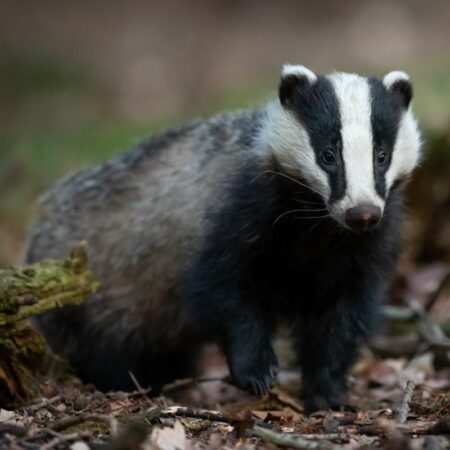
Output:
[356, 419, 441, 436]
[160, 406, 238, 424]
[407, 297, 450, 349]
[395, 380, 415, 424]
[40, 430, 91, 450]
[425, 271, 450, 312]
[159, 405, 269, 431]
[253, 425, 347, 450]
[24, 395, 61, 413]
[161, 375, 228, 394]
[106, 387, 152, 401]
[128, 371, 152, 404]
[294, 433, 356, 441]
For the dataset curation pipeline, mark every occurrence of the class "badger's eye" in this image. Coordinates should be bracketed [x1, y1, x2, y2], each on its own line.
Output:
[321, 151, 336, 165]
[377, 151, 388, 166]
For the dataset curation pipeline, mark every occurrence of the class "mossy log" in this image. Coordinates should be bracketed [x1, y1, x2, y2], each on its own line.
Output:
[0, 242, 99, 404]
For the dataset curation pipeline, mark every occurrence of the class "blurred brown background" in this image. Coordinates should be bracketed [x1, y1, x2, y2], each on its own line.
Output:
[1, 0, 450, 266]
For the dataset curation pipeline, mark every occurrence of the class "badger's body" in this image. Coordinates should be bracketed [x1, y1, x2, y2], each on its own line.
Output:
[25, 66, 421, 413]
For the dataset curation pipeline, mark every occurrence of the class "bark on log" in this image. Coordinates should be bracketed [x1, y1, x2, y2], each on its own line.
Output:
[0, 242, 99, 404]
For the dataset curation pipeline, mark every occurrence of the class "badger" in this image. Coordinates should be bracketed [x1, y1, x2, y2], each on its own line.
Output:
[25, 65, 421, 413]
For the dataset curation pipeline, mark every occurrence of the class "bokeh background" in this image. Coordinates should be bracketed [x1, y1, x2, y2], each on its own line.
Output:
[1, 0, 450, 266]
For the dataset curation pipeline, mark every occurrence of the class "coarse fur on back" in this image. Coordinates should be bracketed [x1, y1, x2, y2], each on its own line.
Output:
[25, 65, 421, 413]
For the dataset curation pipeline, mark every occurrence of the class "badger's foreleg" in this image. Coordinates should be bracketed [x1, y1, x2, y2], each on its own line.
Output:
[223, 301, 278, 395]
[185, 275, 277, 395]
[297, 290, 381, 414]
[183, 253, 278, 395]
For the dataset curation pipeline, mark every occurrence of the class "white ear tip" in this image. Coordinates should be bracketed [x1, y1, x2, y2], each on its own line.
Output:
[383, 71, 410, 89]
[282, 64, 317, 85]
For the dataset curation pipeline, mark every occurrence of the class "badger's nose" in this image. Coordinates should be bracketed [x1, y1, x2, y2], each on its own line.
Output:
[344, 204, 381, 231]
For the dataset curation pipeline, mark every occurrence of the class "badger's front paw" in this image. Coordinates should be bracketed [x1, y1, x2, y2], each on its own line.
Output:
[228, 346, 278, 396]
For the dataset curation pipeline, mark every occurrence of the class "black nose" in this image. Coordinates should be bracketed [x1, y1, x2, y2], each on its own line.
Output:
[344, 204, 381, 231]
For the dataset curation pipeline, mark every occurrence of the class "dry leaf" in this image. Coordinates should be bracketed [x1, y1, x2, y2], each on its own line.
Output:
[148, 420, 186, 450]
[270, 386, 304, 412]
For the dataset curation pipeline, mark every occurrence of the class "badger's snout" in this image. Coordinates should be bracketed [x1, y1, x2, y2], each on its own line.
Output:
[344, 204, 381, 232]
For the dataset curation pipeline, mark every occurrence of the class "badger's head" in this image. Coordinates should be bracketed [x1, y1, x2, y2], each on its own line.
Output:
[262, 65, 421, 232]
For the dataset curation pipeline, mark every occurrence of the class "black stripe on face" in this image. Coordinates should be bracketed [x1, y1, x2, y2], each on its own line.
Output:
[368, 78, 403, 198]
[286, 76, 345, 203]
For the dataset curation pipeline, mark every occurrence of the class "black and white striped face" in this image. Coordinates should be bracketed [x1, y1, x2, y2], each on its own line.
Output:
[263, 65, 421, 232]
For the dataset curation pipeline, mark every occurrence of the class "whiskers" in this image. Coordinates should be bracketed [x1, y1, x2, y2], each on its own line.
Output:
[272, 208, 330, 227]
[261, 169, 334, 231]
[304, 213, 334, 234]
[291, 196, 324, 207]
[262, 170, 326, 198]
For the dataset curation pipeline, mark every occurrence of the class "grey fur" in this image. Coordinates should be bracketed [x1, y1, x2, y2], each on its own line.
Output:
[25, 111, 264, 390]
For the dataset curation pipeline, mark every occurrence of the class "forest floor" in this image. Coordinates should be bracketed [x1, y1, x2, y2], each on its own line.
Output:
[2, 256, 450, 450]
[1, 337, 450, 450]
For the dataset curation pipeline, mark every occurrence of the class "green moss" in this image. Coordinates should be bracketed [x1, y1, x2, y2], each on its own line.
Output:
[0, 244, 99, 403]
[62, 421, 110, 435]
[0, 245, 99, 325]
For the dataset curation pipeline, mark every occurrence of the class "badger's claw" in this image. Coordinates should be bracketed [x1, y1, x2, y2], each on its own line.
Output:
[242, 374, 272, 396]
[229, 347, 278, 396]
[269, 365, 279, 378]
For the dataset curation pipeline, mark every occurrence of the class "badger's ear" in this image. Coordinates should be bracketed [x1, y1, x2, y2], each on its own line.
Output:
[279, 64, 317, 108]
[383, 71, 413, 108]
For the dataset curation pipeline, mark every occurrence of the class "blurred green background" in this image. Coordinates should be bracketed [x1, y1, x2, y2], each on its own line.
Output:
[0, 0, 449, 266]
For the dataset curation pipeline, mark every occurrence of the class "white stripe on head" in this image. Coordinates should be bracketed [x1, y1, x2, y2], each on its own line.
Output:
[383, 70, 421, 191]
[328, 73, 384, 221]
[386, 109, 421, 189]
[259, 100, 330, 198]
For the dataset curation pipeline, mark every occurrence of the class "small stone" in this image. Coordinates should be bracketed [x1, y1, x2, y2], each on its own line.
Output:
[70, 443, 90, 450]
[0, 409, 15, 422]
[55, 403, 67, 412]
